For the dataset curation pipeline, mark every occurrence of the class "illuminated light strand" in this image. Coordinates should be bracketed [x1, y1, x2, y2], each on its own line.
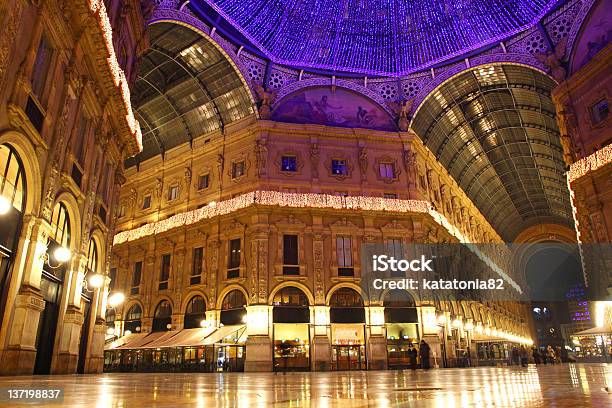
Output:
[198, 0, 556, 76]
[113, 190, 520, 292]
[88, 0, 142, 153]
[567, 143, 612, 183]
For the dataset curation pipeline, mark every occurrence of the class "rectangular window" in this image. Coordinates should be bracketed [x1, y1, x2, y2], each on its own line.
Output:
[131, 261, 142, 294]
[384, 193, 398, 199]
[379, 162, 395, 179]
[336, 236, 354, 276]
[73, 115, 90, 164]
[118, 204, 126, 218]
[142, 194, 151, 209]
[31, 35, 53, 100]
[228, 239, 241, 278]
[591, 99, 609, 124]
[331, 159, 348, 175]
[386, 238, 403, 277]
[159, 254, 171, 288]
[232, 161, 245, 179]
[336, 236, 353, 267]
[109, 267, 117, 291]
[281, 155, 297, 172]
[283, 235, 299, 275]
[197, 174, 209, 190]
[168, 185, 178, 201]
[192, 247, 203, 276]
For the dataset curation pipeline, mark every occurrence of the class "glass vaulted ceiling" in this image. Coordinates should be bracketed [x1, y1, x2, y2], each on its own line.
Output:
[194, 0, 557, 76]
[412, 65, 573, 240]
[127, 22, 254, 166]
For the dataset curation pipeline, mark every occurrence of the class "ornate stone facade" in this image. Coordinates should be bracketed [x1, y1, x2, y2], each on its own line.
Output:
[0, 0, 147, 375]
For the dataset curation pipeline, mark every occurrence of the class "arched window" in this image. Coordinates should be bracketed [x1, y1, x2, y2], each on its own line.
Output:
[126, 304, 142, 321]
[273, 286, 309, 307]
[383, 290, 417, 323]
[330, 287, 363, 307]
[220, 290, 246, 326]
[152, 300, 172, 332]
[50, 202, 71, 248]
[105, 308, 116, 333]
[0, 144, 26, 213]
[273, 287, 309, 323]
[222, 290, 246, 311]
[86, 239, 98, 274]
[184, 296, 206, 329]
[329, 287, 364, 323]
[0, 144, 26, 265]
[124, 304, 142, 333]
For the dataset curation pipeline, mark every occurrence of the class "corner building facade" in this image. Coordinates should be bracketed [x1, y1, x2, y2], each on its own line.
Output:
[108, 120, 532, 371]
[0, 0, 147, 374]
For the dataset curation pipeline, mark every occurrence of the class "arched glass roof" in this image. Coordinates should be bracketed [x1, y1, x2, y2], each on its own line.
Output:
[192, 0, 558, 76]
[127, 22, 255, 166]
[411, 65, 573, 240]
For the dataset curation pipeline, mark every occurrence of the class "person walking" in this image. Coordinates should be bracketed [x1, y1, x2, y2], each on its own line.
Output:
[407, 344, 418, 370]
[546, 345, 556, 364]
[419, 340, 431, 369]
[519, 345, 529, 367]
[511, 346, 520, 365]
[532, 347, 541, 365]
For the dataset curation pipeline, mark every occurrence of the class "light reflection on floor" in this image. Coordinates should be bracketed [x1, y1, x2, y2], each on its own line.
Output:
[0, 364, 609, 407]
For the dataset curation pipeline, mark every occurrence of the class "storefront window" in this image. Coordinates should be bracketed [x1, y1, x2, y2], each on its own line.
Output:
[273, 287, 310, 371]
[220, 290, 246, 325]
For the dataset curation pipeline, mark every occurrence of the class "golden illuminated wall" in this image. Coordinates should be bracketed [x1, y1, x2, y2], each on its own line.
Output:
[110, 120, 530, 370]
[0, 0, 148, 375]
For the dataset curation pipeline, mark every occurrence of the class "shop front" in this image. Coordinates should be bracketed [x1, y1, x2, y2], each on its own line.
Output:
[272, 287, 311, 371]
[571, 327, 611, 362]
[329, 288, 366, 371]
[383, 290, 419, 369]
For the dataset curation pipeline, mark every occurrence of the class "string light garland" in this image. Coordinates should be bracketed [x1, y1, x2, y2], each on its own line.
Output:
[113, 190, 519, 291]
[567, 143, 612, 183]
[195, 0, 556, 76]
[88, 0, 142, 152]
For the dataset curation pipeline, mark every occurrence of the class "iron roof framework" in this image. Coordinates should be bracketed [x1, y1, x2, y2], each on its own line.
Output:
[127, 22, 255, 166]
[411, 65, 573, 241]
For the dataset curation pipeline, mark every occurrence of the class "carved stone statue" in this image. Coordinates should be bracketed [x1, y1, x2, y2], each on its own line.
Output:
[254, 138, 268, 177]
[254, 83, 277, 120]
[154, 178, 163, 198]
[310, 143, 320, 178]
[358, 147, 368, 180]
[535, 36, 568, 82]
[387, 99, 414, 131]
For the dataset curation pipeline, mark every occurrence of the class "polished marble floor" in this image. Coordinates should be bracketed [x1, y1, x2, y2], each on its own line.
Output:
[0, 364, 609, 407]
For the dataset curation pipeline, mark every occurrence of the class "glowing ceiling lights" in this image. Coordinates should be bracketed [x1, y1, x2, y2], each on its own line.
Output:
[194, 0, 556, 75]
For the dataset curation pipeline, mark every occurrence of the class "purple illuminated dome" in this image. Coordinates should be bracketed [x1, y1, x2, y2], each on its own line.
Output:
[194, 0, 558, 76]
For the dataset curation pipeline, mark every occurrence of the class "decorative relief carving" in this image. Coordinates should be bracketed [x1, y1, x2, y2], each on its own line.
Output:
[358, 147, 368, 180]
[310, 143, 320, 178]
[313, 239, 324, 304]
[254, 138, 268, 177]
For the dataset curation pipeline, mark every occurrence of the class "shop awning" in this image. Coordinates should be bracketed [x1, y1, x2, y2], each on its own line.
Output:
[140, 330, 183, 349]
[105, 333, 148, 350]
[148, 327, 216, 348]
[116, 331, 166, 349]
[202, 325, 246, 345]
[573, 327, 612, 336]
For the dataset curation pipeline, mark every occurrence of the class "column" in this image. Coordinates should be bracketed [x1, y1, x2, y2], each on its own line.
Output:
[244, 305, 272, 372]
[419, 305, 442, 368]
[0, 216, 50, 375]
[52, 253, 87, 374]
[84, 276, 111, 373]
[366, 305, 387, 370]
[311, 305, 330, 371]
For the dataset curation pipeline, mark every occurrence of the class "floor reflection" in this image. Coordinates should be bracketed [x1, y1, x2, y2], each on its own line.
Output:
[0, 364, 609, 407]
